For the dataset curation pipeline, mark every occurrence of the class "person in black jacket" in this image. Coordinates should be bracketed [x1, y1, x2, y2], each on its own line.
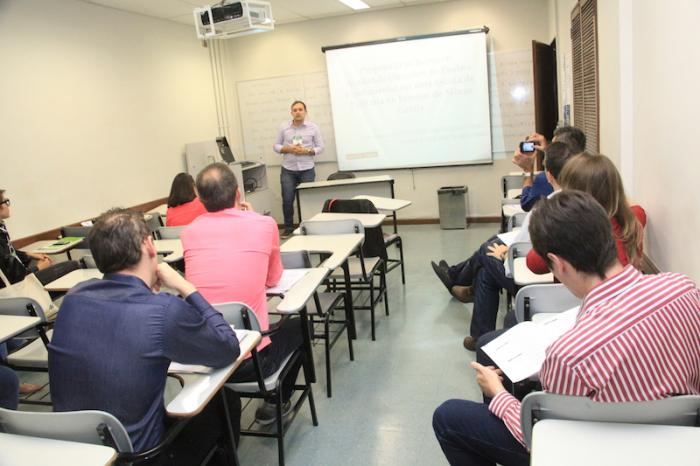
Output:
[0, 189, 78, 287]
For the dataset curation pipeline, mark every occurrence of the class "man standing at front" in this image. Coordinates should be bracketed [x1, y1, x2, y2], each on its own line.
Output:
[273, 100, 325, 237]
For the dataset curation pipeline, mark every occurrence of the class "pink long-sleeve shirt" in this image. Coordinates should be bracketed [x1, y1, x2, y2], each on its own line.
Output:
[181, 208, 283, 351]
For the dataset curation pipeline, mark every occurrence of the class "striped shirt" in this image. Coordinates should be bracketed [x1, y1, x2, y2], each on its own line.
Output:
[273, 120, 325, 171]
[489, 265, 700, 447]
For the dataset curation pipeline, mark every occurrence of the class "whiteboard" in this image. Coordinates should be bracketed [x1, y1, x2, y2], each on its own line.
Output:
[236, 49, 533, 166]
[236, 72, 336, 166]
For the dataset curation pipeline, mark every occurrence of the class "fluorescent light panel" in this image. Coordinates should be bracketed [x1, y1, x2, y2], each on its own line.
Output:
[338, 0, 370, 10]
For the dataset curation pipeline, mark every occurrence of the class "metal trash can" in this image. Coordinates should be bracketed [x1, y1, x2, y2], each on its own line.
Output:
[438, 186, 468, 229]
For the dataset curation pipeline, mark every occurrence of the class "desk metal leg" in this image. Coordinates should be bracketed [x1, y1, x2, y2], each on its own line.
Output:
[220, 389, 241, 466]
[342, 260, 357, 339]
[299, 306, 316, 383]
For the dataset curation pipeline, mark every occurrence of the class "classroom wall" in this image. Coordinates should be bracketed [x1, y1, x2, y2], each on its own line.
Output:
[554, 0, 699, 279]
[220, 0, 553, 221]
[0, 0, 217, 238]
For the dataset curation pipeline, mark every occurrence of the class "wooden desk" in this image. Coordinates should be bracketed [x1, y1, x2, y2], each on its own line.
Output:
[153, 239, 183, 263]
[531, 419, 700, 466]
[281, 234, 363, 338]
[0, 432, 116, 466]
[166, 330, 261, 417]
[44, 269, 102, 292]
[306, 212, 386, 228]
[513, 257, 554, 286]
[296, 175, 394, 223]
[21, 238, 85, 255]
[0, 315, 41, 343]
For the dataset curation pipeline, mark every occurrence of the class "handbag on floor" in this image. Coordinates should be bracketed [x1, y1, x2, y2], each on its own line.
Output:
[0, 268, 57, 320]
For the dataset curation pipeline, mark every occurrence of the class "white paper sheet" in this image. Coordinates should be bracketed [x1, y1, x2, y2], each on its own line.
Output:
[266, 268, 311, 295]
[482, 307, 579, 382]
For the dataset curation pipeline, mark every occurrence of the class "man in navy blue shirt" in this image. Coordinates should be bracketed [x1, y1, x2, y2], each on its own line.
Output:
[49, 208, 240, 461]
[515, 126, 586, 211]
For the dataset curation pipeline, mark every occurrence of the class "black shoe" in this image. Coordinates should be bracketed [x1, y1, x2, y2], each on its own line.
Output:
[280, 229, 294, 239]
[463, 336, 477, 351]
[431, 261, 453, 292]
[439, 260, 449, 270]
[255, 400, 293, 426]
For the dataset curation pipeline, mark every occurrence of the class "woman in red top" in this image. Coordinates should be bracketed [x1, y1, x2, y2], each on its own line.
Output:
[165, 173, 207, 227]
[527, 153, 646, 273]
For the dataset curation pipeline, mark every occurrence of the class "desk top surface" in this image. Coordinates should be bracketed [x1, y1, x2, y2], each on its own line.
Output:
[352, 195, 411, 211]
[307, 212, 386, 227]
[280, 234, 363, 270]
[44, 269, 103, 292]
[0, 315, 41, 343]
[166, 330, 261, 417]
[531, 419, 700, 466]
[297, 175, 393, 190]
[21, 238, 84, 255]
[513, 257, 554, 285]
[502, 203, 525, 217]
[275, 268, 330, 313]
[0, 432, 116, 466]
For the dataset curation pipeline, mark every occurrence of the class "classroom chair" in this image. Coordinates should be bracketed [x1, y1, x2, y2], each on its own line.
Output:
[280, 250, 354, 397]
[300, 218, 388, 341]
[0, 297, 52, 405]
[60, 225, 92, 260]
[156, 226, 185, 240]
[514, 284, 581, 322]
[217, 302, 318, 466]
[0, 406, 204, 465]
[506, 212, 527, 232]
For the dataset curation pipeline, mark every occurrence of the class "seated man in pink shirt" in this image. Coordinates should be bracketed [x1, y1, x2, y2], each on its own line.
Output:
[181, 162, 303, 424]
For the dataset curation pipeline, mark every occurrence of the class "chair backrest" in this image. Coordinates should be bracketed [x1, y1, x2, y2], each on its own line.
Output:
[212, 301, 262, 331]
[281, 250, 312, 269]
[506, 241, 533, 278]
[321, 198, 386, 259]
[507, 212, 528, 231]
[520, 392, 700, 449]
[299, 219, 364, 237]
[0, 406, 134, 453]
[327, 171, 356, 181]
[501, 175, 524, 197]
[143, 213, 161, 235]
[61, 226, 91, 238]
[80, 254, 98, 269]
[0, 297, 48, 340]
[156, 226, 184, 240]
[515, 284, 580, 322]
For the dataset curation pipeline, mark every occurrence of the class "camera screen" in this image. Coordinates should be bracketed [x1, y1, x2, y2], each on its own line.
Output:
[521, 142, 535, 152]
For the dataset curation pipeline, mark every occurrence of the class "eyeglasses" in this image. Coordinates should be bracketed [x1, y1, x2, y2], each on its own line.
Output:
[0, 199, 10, 207]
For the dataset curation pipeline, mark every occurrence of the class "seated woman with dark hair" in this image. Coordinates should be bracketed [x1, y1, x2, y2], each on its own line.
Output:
[165, 173, 207, 227]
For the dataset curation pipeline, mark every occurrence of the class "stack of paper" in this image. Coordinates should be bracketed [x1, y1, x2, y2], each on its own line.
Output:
[266, 268, 311, 295]
[482, 307, 579, 382]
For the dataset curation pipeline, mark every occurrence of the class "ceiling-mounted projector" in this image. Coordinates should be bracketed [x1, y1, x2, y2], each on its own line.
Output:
[194, 1, 274, 40]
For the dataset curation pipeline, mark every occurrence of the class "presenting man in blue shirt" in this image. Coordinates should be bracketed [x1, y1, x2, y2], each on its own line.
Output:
[49, 208, 240, 463]
[273, 100, 325, 237]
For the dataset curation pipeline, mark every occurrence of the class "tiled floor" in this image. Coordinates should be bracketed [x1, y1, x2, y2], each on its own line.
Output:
[237, 223, 506, 466]
[17, 223, 506, 465]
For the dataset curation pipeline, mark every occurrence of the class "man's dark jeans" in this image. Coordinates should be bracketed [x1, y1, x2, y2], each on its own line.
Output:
[433, 399, 529, 466]
[280, 167, 315, 230]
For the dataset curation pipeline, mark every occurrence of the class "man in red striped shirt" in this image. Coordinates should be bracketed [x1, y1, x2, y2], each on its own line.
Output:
[433, 190, 700, 466]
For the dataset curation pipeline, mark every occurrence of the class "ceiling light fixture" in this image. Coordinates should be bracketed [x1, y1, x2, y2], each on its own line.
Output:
[338, 0, 370, 10]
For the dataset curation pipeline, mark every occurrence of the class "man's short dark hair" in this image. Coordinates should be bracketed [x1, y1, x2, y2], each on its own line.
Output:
[529, 190, 618, 278]
[543, 142, 574, 181]
[88, 208, 151, 274]
[196, 163, 238, 212]
[553, 126, 586, 154]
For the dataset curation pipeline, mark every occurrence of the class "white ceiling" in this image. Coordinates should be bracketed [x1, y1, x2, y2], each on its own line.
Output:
[80, 0, 449, 27]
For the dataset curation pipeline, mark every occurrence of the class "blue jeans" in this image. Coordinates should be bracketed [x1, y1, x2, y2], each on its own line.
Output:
[469, 250, 515, 339]
[280, 167, 315, 230]
[433, 399, 529, 466]
[0, 365, 19, 410]
[447, 235, 500, 286]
